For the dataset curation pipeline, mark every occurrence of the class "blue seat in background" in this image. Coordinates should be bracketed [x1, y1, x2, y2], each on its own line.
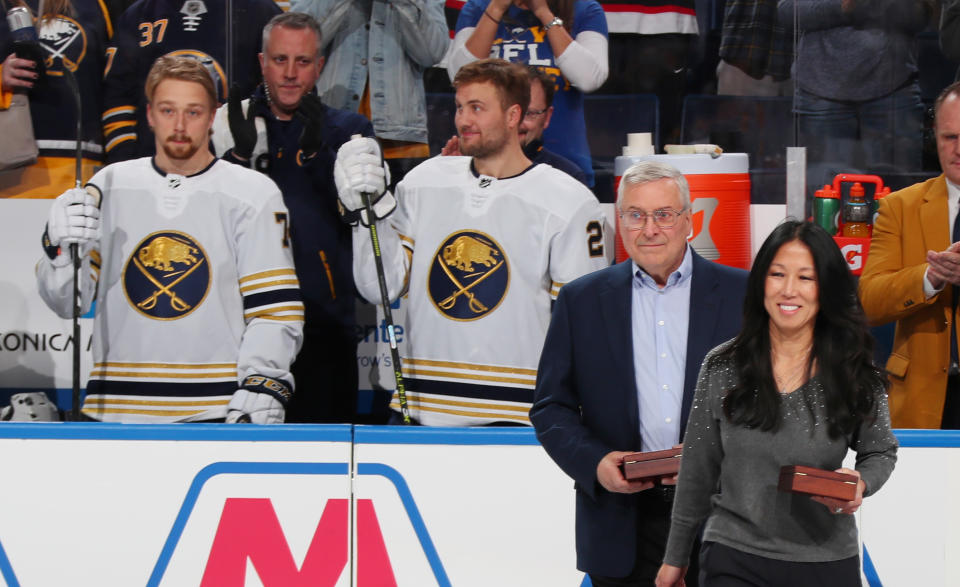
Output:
[680, 94, 794, 205]
[584, 93, 660, 202]
[426, 92, 457, 157]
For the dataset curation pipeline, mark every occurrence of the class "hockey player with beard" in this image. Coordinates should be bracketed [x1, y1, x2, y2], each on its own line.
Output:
[36, 55, 304, 423]
[335, 58, 611, 426]
[101, 0, 280, 163]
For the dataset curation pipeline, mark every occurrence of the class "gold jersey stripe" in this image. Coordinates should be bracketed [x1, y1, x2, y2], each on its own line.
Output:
[82, 407, 213, 417]
[101, 105, 135, 119]
[89, 370, 238, 379]
[239, 278, 300, 294]
[103, 120, 136, 134]
[239, 268, 298, 284]
[402, 368, 534, 386]
[94, 362, 237, 369]
[388, 401, 531, 423]
[398, 233, 415, 247]
[405, 358, 538, 377]
[105, 134, 136, 152]
[97, 0, 113, 37]
[244, 304, 305, 318]
[84, 398, 229, 407]
[396, 393, 531, 413]
[247, 315, 304, 323]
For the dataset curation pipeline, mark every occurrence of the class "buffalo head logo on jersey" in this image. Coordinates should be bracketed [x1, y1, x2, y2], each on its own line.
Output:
[123, 231, 210, 320]
[38, 16, 87, 74]
[428, 231, 509, 321]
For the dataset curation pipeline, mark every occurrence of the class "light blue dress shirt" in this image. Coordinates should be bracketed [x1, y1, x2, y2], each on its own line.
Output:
[632, 245, 692, 452]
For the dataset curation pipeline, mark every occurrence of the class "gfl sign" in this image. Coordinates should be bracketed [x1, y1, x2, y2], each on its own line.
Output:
[835, 239, 870, 275]
[149, 462, 450, 586]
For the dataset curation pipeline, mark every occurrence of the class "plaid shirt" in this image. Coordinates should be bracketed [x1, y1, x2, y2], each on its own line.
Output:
[719, 0, 793, 81]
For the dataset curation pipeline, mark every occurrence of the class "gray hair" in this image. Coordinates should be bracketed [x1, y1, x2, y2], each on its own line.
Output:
[616, 161, 691, 211]
[262, 12, 323, 59]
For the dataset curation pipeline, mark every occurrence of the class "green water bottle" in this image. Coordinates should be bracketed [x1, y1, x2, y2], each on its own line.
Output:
[813, 184, 840, 235]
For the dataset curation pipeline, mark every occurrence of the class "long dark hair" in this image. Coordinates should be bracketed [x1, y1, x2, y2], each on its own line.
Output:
[719, 220, 887, 438]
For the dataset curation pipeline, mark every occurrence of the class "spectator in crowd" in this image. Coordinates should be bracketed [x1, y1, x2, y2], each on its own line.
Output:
[424, 0, 464, 93]
[717, 0, 792, 96]
[0, 0, 118, 197]
[530, 161, 747, 586]
[37, 55, 303, 423]
[211, 12, 375, 423]
[441, 65, 586, 185]
[657, 220, 897, 587]
[594, 0, 695, 146]
[448, 0, 608, 187]
[290, 0, 449, 182]
[102, 0, 280, 163]
[336, 58, 609, 426]
[859, 80, 960, 429]
[778, 0, 932, 200]
[941, 0, 960, 79]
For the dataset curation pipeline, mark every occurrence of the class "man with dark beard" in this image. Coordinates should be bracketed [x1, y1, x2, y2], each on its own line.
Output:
[333, 58, 610, 426]
[36, 55, 304, 423]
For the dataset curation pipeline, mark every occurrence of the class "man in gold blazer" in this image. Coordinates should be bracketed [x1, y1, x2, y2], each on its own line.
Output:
[860, 80, 960, 429]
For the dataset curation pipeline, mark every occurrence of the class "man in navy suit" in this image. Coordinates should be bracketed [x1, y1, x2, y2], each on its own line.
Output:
[530, 161, 748, 587]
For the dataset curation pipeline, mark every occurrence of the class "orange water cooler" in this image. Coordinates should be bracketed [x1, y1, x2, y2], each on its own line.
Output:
[613, 154, 752, 269]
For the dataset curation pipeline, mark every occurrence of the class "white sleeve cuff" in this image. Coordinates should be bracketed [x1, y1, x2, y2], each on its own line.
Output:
[446, 27, 480, 82]
[554, 31, 608, 92]
[923, 266, 944, 299]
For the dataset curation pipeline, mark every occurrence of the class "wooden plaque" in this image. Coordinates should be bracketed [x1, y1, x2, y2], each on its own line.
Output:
[621, 447, 682, 481]
[777, 465, 858, 501]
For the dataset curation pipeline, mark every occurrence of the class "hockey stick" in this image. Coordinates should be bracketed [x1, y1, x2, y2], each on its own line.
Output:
[63, 66, 83, 421]
[351, 136, 410, 424]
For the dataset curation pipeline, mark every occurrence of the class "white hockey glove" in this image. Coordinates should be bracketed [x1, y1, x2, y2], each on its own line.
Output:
[44, 187, 100, 266]
[226, 389, 285, 424]
[334, 136, 396, 226]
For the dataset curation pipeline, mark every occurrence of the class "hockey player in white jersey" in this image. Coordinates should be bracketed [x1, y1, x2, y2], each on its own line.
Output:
[36, 55, 304, 423]
[335, 58, 611, 427]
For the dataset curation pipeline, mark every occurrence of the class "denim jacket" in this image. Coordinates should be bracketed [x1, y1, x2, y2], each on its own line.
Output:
[291, 0, 449, 144]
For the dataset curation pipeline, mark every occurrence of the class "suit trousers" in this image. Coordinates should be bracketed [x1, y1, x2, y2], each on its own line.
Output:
[589, 488, 700, 587]
[943, 374, 960, 429]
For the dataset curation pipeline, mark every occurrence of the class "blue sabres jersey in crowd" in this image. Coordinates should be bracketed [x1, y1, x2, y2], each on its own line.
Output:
[102, 0, 280, 163]
[0, 0, 118, 197]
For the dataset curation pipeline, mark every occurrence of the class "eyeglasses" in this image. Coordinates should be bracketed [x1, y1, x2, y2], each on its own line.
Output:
[524, 108, 548, 119]
[618, 208, 685, 229]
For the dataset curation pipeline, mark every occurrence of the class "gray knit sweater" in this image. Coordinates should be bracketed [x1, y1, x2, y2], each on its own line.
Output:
[777, 0, 930, 102]
[663, 344, 898, 567]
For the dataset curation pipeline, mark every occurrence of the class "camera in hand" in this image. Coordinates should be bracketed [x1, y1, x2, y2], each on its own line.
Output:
[6, 6, 46, 79]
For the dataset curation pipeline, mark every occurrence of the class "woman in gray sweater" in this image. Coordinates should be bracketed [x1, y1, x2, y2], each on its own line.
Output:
[656, 220, 898, 586]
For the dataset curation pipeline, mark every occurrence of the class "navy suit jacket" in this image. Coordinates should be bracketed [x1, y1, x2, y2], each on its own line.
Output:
[530, 251, 748, 577]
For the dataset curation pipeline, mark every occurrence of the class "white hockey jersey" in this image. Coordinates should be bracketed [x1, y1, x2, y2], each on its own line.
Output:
[353, 157, 611, 426]
[36, 158, 304, 422]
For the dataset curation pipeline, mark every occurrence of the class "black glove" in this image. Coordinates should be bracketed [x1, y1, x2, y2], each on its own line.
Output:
[295, 92, 326, 158]
[227, 84, 258, 160]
